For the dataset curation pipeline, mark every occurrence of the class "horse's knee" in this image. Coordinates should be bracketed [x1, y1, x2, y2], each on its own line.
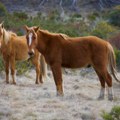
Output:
[94, 69, 105, 88]
[5, 68, 9, 75]
[98, 70, 112, 87]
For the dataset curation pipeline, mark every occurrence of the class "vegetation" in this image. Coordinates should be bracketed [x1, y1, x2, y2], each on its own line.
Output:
[101, 106, 120, 120]
[91, 20, 118, 39]
[114, 49, 120, 69]
[0, 2, 120, 74]
[108, 6, 120, 27]
[0, 2, 7, 17]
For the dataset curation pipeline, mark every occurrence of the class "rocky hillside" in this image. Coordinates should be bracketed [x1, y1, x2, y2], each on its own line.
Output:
[1, 0, 120, 16]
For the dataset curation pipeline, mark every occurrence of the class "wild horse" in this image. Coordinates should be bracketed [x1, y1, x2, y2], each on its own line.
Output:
[24, 25, 120, 100]
[0, 23, 48, 84]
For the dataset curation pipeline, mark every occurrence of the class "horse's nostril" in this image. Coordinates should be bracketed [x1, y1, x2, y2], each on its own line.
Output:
[28, 51, 34, 56]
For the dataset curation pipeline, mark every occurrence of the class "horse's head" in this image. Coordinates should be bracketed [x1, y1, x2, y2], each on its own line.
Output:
[0, 21, 4, 48]
[24, 25, 39, 57]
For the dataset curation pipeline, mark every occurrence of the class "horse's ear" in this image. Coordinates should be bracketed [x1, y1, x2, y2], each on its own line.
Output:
[0, 21, 4, 28]
[24, 25, 29, 32]
[33, 26, 39, 32]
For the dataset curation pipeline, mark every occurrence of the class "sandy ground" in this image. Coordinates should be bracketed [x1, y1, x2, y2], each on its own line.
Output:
[0, 68, 120, 120]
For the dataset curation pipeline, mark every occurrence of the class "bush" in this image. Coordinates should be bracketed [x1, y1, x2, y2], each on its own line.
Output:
[108, 6, 120, 27]
[0, 55, 33, 75]
[0, 55, 4, 72]
[101, 106, 120, 120]
[91, 21, 117, 39]
[13, 12, 28, 20]
[87, 12, 100, 21]
[16, 61, 33, 75]
[0, 2, 7, 17]
[48, 10, 60, 21]
[109, 32, 120, 50]
[114, 49, 120, 69]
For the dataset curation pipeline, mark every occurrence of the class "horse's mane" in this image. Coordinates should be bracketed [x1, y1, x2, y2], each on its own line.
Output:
[39, 29, 69, 40]
[39, 29, 57, 36]
[59, 33, 69, 40]
[3, 28, 17, 44]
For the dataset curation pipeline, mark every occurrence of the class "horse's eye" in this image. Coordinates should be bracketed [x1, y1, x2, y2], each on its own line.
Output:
[33, 36, 36, 40]
[26, 35, 29, 40]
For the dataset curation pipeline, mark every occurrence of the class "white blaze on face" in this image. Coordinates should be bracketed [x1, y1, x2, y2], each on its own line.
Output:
[28, 32, 33, 46]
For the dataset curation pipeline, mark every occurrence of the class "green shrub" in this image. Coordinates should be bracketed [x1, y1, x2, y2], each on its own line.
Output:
[91, 21, 117, 39]
[87, 12, 100, 21]
[16, 61, 33, 75]
[108, 6, 120, 27]
[0, 55, 33, 75]
[0, 2, 7, 17]
[114, 49, 120, 69]
[13, 12, 28, 20]
[48, 10, 60, 21]
[0, 55, 4, 72]
[101, 106, 120, 120]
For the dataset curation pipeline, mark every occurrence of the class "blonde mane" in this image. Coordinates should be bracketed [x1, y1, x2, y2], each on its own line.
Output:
[59, 33, 69, 40]
[3, 28, 17, 44]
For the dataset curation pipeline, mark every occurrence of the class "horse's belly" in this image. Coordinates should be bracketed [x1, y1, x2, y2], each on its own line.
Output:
[62, 58, 90, 68]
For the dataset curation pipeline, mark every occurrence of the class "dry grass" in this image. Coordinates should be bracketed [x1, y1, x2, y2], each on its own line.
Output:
[0, 68, 120, 120]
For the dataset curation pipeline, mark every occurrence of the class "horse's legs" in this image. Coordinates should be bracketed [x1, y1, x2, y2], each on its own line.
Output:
[106, 72, 113, 100]
[31, 56, 43, 84]
[10, 56, 16, 84]
[40, 55, 48, 81]
[95, 69, 105, 100]
[4, 59, 9, 84]
[36, 63, 43, 84]
[100, 71, 113, 100]
[95, 68, 113, 100]
[32, 61, 40, 84]
[101, 71, 113, 100]
[51, 63, 63, 96]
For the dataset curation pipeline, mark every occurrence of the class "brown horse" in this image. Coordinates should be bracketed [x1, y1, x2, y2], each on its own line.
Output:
[24, 25, 120, 100]
[0, 23, 48, 84]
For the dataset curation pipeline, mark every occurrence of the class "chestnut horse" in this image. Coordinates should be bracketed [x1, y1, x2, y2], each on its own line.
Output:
[24, 25, 120, 100]
[0, 23, 48, 84]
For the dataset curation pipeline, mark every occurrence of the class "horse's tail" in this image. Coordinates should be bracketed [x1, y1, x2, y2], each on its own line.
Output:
[40, 55, 48, 80]
[108, 43, 120, 83]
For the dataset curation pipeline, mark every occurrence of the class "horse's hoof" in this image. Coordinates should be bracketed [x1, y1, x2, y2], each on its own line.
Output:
[6, 81, 9, 84]
[56, 92, 64, 97]
[35, 82, 39, 84]
[40, 81, 43, 84]
[97, 96, 104, 100]
[13, 82, 16, 85]
[108, 95, 114, 101]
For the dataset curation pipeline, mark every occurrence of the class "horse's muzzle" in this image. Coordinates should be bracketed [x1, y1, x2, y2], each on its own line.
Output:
[28, 51, 34, 57]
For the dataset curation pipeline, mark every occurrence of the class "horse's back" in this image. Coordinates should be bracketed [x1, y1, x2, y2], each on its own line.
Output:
[61, 36, 109, 68]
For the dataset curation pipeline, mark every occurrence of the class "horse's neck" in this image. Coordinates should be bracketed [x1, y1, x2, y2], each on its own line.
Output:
[37, 31, 50, 54]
